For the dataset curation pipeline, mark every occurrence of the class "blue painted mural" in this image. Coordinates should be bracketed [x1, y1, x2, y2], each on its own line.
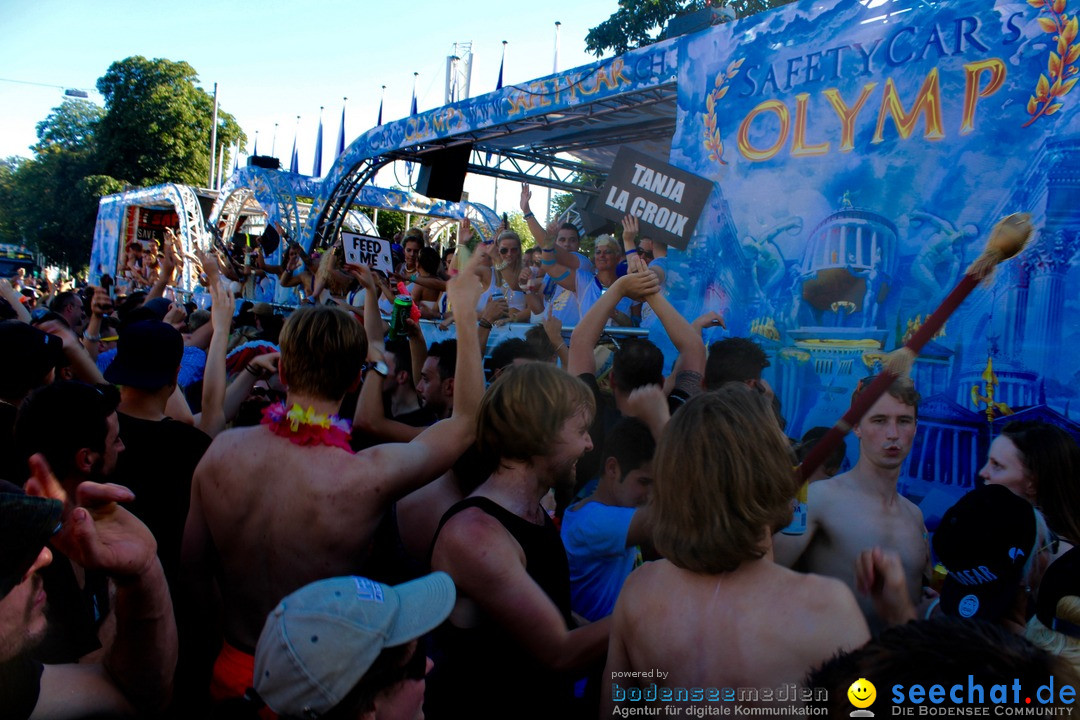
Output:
[662, 0, 1080, 506]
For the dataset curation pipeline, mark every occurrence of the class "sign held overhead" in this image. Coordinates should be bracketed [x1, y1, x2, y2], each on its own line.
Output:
[594, 148, 713, 250]
[342, 232, 394, 275]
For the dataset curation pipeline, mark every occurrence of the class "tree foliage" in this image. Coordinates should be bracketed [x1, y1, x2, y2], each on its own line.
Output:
[96, 56, 245, 187]
[585, 0, 795, 57]
[0, 57, 247, 270]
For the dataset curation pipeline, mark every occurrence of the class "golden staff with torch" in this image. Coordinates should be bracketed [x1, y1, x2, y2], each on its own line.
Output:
[796, 213, 1035, 484]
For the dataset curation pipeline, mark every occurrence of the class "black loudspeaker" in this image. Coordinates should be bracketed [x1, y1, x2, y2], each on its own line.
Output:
[570, 192, 618, 237]
[416, 143, 472, 201]
[248, 155, 282, 170]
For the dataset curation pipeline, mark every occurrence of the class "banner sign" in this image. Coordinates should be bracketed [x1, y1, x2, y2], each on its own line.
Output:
[595, 147, 714, 249]
[659, 0, 1080, 507]
[342, 232, 394, 274]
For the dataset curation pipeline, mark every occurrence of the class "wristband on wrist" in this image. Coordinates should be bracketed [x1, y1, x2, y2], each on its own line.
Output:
[84, 334, 101, 342]
[550, 269, 571, 283]
[624, 247, 638, 255]
[244, 364, 262, 377]
[541, 259, 556, 266]
[541, 247, 555, 253]
[523, 211, 534, 219]
[478, 318, 494, 329]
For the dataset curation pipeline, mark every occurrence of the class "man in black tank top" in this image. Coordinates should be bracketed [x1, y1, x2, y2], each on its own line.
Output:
[427, 363, 609, 719]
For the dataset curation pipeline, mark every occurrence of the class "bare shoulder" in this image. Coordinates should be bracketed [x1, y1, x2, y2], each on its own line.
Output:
[615, 560, 673, 611]
[433, 506, 521, 572]
[806, 473, 855, 522]
[898, 493, 925, 523]
[200, 425, 262, 461]
[194, 425, 262, 477]
[784, 568, 870, 644]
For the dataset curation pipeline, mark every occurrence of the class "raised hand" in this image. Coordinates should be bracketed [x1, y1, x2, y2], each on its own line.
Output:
[459, 218, 474, 246]
[208, 277, 235, 334]
[25, 454, 157, 582]
[615, 268, 661, 301]
[520, 183, 532, 213]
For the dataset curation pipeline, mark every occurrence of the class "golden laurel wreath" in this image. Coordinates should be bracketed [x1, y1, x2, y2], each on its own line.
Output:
[703, 58, 745, 165]
[1023, 0, 1079, 127]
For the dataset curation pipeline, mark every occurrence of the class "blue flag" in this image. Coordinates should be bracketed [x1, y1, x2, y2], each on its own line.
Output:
[289, 135, 299, 174]
[336, 101, 346, 159]
[497, 42, 507, 90]
[313, 115, 323, 177]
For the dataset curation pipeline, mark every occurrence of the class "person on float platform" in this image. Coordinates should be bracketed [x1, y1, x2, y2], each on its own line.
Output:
[519, 182, 610, 326]
[182, 269, 484, 711]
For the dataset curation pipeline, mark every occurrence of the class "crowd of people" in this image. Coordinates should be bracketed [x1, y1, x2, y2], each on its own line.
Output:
[3, 187, 1080, 719]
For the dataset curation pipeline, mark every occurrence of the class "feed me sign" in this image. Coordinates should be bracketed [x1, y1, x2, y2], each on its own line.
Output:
[662, 0, 1080, 503]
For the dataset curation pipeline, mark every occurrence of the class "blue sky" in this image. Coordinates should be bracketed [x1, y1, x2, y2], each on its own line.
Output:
[0, 0, 611, 212]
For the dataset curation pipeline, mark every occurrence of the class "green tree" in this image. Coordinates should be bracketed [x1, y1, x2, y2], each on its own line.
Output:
[585, 0, 794, 57]
[96, 56, 245, 187]
[0, 158, 25, 245]
[34, 99, 104, 153]
[4, 100, 107, 266]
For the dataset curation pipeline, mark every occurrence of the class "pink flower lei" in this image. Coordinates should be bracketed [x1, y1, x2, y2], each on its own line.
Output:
[261, 402, 354, 453]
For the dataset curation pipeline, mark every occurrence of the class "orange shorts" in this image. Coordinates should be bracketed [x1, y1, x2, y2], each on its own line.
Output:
[210, 640, 277, 720]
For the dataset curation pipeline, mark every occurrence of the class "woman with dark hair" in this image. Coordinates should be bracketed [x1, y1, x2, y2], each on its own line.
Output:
[980, 420, 1080, 545]
[406, 246, 445, 319]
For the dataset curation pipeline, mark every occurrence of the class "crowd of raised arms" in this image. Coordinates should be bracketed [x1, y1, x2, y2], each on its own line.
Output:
[3, 181, 1080, 720]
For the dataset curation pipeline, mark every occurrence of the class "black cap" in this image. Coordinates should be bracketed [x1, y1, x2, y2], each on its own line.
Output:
[0, 485, 61, 599]
[1036, 547, 1080, 637]
[0, 320, 65, 400]
[104, 320, 183, 390]
[933, 485, 1037, 621]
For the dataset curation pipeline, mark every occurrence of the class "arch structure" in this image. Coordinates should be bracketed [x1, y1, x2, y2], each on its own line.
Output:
[207, 167, 324, 258]
[298, 39, 681, 253]
[90, 183, 208, 290]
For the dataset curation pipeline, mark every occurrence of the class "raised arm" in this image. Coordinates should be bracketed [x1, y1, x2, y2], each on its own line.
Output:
[644, 290, 707, 379]
[81, 288, 112, 360]
[350, 263, 424, 443]
[145, 232, 177, 302]
[0, 278, 31, 323]
[194, 279, 234, 438]
[37, 319, 107, 386]
[356, 263, 484, 496]
[27, 455, 177, 717]
[567, 271, 660, 376]
[223, 352, 279, 423]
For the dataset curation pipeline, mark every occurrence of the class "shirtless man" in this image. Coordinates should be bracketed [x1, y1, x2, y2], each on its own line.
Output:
[773, 375, 929, 635]
[181, 271, 483, 707]
[603, 387, 868, 713]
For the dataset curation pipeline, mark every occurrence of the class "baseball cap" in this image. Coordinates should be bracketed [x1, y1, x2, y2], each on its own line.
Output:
[933, 484, 1037, 621]
[1036, 547, 1080, 637]
[103, 320, 183, 390]
[0, 320, 65, 400]
[254, 571, 456, 718]
[0, 483, 62, 600]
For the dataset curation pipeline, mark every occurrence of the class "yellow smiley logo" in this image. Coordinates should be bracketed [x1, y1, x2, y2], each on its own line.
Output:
[847, 678, 876, 709]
